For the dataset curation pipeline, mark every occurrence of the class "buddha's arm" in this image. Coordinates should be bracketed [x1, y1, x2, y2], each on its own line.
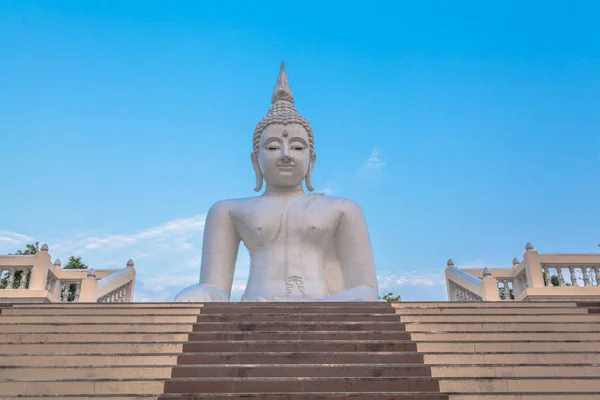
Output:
[328, 201, 379, 301]
[199, 201, 241, 300]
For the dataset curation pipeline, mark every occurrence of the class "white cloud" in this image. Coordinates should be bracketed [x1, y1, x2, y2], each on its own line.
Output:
[357, 148, 385, 181]
[0, 231, 34, 251]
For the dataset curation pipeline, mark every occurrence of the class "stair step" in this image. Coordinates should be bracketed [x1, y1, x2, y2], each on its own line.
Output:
[0, 354, 179, 366]
[199, 306, 396, 314]
[406, 323, 600, 332]
[182, 340, 417, 352]
[0, 366, 173, 380]
[423, 352, 600, 364]
[400, 315, 600, 323]
[0, 307, 202, 315]
[160, 395, 449, 400]
[0, 379, 165, 395]
[0, 315, 198, 323]
[0, 333, 190, 342]
[0, 342, 183, 355]
[0, 323, 195, 333]
[187, 331, 412, 340]
[393, 302, 578, 308]
[171, 364, 433, 378]
[411, 332, 600, 341]
[163, 376, 442, 393]
[439, 377, 600, 392]
[177, 352, 425, 364]
[193, 322, 406, 331]
[395, 308, 591, 315]
[195, 313, 400, 322]
[416, 341, 600, 352]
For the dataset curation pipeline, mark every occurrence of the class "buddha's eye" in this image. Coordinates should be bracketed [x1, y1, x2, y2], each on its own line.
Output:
[291, 145, 305, 151]
[265, 144, 281, 151]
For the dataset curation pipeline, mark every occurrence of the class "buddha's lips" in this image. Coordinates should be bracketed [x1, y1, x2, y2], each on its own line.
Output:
[277, 162, 295, 168]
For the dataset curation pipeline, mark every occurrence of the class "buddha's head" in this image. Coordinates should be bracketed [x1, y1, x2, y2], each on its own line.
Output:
[251, 63, 316, 192]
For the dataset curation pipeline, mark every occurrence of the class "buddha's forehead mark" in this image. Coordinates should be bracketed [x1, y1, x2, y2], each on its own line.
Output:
[282, 130, 289, 138]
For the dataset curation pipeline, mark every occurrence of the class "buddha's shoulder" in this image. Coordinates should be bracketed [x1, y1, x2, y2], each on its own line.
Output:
[208, 197, 258, 212]
[314, 194, 364, 214]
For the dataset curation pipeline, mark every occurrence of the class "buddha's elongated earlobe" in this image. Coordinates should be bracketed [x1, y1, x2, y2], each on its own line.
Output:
[305, 152, 317, 191]
[251, 153, 263, 192]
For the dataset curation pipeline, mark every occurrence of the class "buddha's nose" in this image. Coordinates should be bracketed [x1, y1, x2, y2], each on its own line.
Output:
[281, 144, 290, 157]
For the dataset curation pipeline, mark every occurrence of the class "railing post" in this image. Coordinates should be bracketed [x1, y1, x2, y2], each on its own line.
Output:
[74, 282, 81, 302]
[17, 269, 29, 289]
[558, 267, 565, 286]
[522, 242, 544, 288]
[6, 268, 16, 289]
[60, 282, 70, 302]
[28, 244, 52, 291]
[78, 269, 98, 303]
[569, 266, 578, 286]
[543, 266, 552, 286]
[583, 267, 591, 286]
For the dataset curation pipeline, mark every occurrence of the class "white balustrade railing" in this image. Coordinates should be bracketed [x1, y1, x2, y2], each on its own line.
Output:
[59, 281, 82, 302]
[0, 267, 32, 289]
[542, 264, 600, 287]
[448, 279, 483, 301]
[98, 282, 131, 303]
[497, 278, 515, 300]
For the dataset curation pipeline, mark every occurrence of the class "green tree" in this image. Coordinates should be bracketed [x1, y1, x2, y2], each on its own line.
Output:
[380, 292, 401, 302]
[63, 256, 88, 270]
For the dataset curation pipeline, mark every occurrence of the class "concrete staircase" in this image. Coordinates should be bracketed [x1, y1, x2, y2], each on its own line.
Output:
[1, 301, 599, 399]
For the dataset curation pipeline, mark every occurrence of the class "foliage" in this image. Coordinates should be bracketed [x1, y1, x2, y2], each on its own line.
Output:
[498, 286, 515, 300]
[63, 256, 88, 270]
[10, 242, 40, 255]
[380, 292, 401, 302]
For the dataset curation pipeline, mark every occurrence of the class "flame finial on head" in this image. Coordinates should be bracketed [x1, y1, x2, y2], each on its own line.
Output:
[253, 62, 314, 155]
[271, 62, 294, 104]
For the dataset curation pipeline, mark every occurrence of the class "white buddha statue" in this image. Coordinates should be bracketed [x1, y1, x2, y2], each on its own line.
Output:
[175, 63, 379, 302]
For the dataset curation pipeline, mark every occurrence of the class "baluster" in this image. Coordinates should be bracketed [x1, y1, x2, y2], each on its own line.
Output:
[568, 266, 578, 286]
[74, 283, 81, 302]
[583, 267, 591, 286]
[6, 268, 16, 289]
[18, 269, 28, 289]
[543, 266, 552, 286]
[595, 266, 600, 286]
[60, 282, 70, 302]
[45, 276, 53, 291]
[558, 267, 565, 286]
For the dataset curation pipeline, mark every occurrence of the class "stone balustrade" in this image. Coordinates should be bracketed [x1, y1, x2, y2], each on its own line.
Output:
[0, 244, 136, 303]
[0, 267, 32, 289]
[97, 282, 131, 303]
[446, 243, 600, 302]
[542, 264, 600, 287]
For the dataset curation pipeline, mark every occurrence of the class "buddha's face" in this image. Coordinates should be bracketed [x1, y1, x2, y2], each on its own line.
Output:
[257, 124, 312, 188]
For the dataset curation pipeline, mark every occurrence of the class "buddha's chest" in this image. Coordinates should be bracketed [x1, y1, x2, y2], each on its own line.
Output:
[230, 195, 341, 250]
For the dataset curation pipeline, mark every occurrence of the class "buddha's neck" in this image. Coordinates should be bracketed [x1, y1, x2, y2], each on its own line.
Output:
[262, 185, 305, 198]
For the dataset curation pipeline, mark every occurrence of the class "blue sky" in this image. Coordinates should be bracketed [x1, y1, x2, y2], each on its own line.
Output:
[1, 1, 598, 301]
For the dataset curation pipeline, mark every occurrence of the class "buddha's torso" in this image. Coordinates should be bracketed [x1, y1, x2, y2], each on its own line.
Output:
[225, 193, 343, 301]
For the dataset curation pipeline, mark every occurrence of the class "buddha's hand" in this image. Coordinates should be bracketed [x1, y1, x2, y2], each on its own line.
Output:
[174, 283, 229, 302]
